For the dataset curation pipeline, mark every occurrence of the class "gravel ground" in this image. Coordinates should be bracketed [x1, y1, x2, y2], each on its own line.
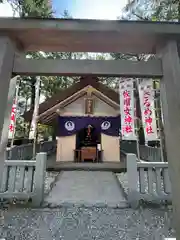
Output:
[0, 206, 175, 240]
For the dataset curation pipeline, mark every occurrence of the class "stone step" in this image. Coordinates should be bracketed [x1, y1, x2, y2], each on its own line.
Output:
[44, 171, 127, 208]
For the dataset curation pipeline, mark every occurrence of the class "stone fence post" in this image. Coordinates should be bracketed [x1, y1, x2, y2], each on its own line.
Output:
[126, 154, 139, 209]
[32, 152, 47, 206]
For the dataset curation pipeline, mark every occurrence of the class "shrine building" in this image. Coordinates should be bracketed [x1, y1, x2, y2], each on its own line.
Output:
[25, 76, 121, 163]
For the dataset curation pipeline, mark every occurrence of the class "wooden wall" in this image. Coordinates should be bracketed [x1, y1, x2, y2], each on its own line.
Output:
[56, 95, 120, 162]
[101, 134, 120, 162]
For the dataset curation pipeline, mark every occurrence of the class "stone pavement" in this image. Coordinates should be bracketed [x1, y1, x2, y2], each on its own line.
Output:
[0, 206, 175, 240]
[44, 171, 128, 208]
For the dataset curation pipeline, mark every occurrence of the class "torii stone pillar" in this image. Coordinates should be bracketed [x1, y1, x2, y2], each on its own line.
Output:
[0, 37, 16, 184]
[158, 40, 180, 239]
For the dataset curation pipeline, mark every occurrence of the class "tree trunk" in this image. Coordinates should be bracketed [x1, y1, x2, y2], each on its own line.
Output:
[27, 77, 36, 137]
[24, 97, 28, 136]
[30, 77, 36, 111]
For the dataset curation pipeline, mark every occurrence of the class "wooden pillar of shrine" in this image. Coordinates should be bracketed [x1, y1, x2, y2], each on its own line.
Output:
[0, 37, 17, 184]
[158, 40, 180, 239]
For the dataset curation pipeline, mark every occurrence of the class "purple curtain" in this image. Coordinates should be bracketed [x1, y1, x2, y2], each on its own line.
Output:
[58, 116, 120, 137]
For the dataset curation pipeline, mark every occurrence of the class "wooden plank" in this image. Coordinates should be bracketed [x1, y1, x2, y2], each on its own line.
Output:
[1, 18, 180, 34]
[163, 168, 171, 194]
[8, 166, 16, 192]
[139, 168, 146, 194]
[13, 58, 163, 78]
[1, 18, 180, 53]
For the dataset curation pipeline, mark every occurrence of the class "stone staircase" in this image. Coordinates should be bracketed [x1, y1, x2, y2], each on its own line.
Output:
[43, 171, 128, 208]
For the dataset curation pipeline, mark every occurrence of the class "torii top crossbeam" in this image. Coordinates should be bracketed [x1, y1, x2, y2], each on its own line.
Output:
[1, 17, 180, 53]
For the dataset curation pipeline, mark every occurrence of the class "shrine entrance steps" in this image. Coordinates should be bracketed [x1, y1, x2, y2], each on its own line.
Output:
[43, 171, 128, 208]
[46, 162, 126, 172]
[46, 151, 127, 172]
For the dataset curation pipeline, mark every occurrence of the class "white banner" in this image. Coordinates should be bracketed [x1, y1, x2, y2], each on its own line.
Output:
[119, 79, 136, 140]
[8, 78, 20, 140]
[29, 77, 41, 140]
[8, 99, 17, 139]
[138, 79, 158, 141]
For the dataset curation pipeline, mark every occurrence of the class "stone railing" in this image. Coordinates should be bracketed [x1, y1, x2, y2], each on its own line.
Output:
[39, 140, 56, 156]
[0, 152, 47, 206]
[126, 154, 171, 208]
[139, 145, 162, 162]
[6, 140, 56, 160]
[120, 149, 127, 163]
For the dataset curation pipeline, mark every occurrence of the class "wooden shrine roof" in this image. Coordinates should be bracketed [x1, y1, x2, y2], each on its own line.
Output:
[24, 77, 119, 125]
[1, 17, 180, 54]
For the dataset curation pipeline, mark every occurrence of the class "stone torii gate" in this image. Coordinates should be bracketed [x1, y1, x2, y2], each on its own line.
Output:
[0, 18, 179, 237]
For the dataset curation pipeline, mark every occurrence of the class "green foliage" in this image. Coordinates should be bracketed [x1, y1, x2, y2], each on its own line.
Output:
[7, 0, 52, 17]
[39, 51, 83, 98]
[124, 0, 153, 20]
[152, 0, 180, 21]
[37, 124, 53, 140]
[9, 0, 53, 139]
[124, 0, 180, 21]
[15, 117, 29, 139]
